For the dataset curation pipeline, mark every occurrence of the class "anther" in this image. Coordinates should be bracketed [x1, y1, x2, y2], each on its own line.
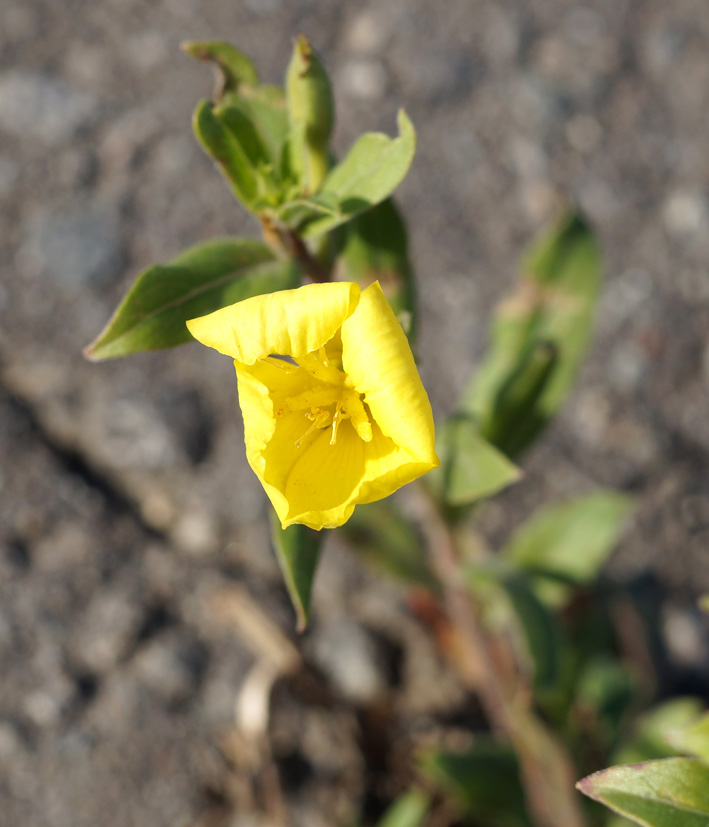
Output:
[295, 408, 330, 448]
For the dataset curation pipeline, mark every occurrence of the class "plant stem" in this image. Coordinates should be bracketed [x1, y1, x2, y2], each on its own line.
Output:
[413, 483, 586, 827]
[260, 216, 330, 283]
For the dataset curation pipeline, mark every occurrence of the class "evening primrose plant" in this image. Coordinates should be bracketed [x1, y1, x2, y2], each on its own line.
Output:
[86, 37, 706, 827]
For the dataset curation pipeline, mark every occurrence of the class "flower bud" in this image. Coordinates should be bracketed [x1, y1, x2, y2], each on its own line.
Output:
[286, 35, 334, 193]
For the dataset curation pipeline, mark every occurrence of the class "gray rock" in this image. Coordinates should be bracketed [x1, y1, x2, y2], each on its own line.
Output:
[21, 202, 123, 289]
[310, 618, 387, 705]
[0, 72, 96, 145]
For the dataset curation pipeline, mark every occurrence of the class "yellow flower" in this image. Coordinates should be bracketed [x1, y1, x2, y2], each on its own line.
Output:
[187, 281, 438, 530]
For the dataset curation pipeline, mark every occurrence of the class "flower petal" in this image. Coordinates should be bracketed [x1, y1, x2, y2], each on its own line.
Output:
[341, 281, 438, 467]
[187, 282, 360, 362]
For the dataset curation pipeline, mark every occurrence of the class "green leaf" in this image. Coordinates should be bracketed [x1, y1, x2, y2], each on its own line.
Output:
[419, 738, 532, 827]
[340, 198, 417, 339]
[182, 40, 259, 93]
[270, 514, 323, 631]
[615, 699, 706, 765]
[500, 572, 562, 693]
[464, 212, 602, 457]
[576, 656, 636, 752]
[577, 758, 709, 827]
[340, 501, 433, 588]
[376, 789, 430, 827]
[667, 713, 709, 762]
[429, 414, 522, 508]
[223, 86, 289, 169]
[85, 239, 299, 360]
[299, 110, 416, 237]
[503, 491, 634, 606]
[193, 99, 260, 207]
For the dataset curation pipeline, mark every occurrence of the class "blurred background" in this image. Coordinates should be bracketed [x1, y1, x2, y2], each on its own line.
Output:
[1, 1, 709, 825]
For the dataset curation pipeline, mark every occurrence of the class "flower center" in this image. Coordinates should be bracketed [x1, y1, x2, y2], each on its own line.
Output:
[264, 348, 372, 447]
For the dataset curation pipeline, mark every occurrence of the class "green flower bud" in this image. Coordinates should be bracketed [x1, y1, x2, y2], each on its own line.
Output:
[286, 35, 334, 193]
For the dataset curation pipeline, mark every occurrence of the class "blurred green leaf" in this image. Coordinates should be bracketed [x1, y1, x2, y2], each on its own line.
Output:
[376, 789, 430, 827]
[577, 758, 709, 826]
[298, 110, 416, 237]
[667, 713, 709, 762]
[576, 656, 636, 753]
[419, 738, 532, 827]
[193, 99, 260, 207]
[464, 212, 602, 457]
[270, 514, 323, 632]
[501, 572, 562, 693]
[340, 198, 416, 339]
[503, 491, 634, 606]
[430, 414, 522, 508]
[341, 501, 433, 588]
[85, 239, 299, 360]
[223, 87, 289, 170]
[182, 40, 259, 92]
[615, 699, 705, 765]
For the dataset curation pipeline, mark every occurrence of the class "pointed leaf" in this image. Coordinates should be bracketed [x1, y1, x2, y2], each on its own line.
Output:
[501, 573, 562, 692]
[429, 413, 522, 507]
[182, 40, 259, 93]
[224, 86, 289, 166]
[340, 198, 416, 339]
[299, 110, 416, 237]
[270, 513, 323, 631]
[503, 491, 633, 606]
[578, 758, 709, 827]
[377, 789, 430, 827]
[85, 239, 299, 360]
[464, 212, 602, 457]
[193, 99, 259, 207]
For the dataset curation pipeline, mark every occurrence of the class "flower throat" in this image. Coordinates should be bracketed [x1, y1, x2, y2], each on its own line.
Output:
[263, 348, 373, 448]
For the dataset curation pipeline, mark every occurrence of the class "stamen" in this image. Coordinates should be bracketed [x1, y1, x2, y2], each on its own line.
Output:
[318, 346, 330, 367]
[261, 356, 296, 372]
[295, 408, 330, 448]
[330, 402, 343, 445]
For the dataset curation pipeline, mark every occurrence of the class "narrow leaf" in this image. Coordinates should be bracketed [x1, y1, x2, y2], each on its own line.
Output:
[377, 789, 430, 827]
[503, 491, 633, 605]
[85, 239, 299, 360]
[430, 413, 521, 507]
[193, 99, 259, 207]
[340, 198, 417, 339]
[464, 212, 602, 457]
[270, 513, 323, 631]
[299, 110, 416, 237]
[224, 86, 289, 166]
[578, 758, 709, 827]
[181, 40, 259, 93]
[501, 573, 562, 692]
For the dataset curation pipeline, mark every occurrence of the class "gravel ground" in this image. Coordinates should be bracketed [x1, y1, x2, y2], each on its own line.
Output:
[2, 1, 709, 825]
